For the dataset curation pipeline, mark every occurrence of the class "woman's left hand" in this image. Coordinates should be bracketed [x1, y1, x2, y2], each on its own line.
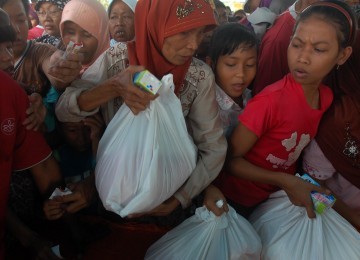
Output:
[23, 93, 46, 131]
[203, 184, 229, 216]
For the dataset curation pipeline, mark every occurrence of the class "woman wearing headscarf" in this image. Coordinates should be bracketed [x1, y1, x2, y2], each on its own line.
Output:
[303, 30, 360, 230]
[53, 0, 227, 218]
[34, 0, 69, 47]
[60, 0, 110, 71]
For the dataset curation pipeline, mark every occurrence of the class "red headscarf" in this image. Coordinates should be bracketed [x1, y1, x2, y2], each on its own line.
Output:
[127, 0, 216, 94]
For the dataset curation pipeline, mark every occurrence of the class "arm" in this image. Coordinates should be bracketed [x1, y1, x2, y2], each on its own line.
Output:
[174, 67, 227, 208]
[56, 48, 155, 123]
[30, 155, 62, 197]
[77, 65, 154, 114]
[229, 123, 329, 218]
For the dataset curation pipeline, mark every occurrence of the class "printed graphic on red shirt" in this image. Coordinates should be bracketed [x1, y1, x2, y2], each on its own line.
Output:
[266, 132, 310, 170]
[1, 118, 15, 135]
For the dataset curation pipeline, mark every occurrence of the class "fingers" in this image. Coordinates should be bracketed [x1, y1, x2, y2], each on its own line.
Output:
[59, 193, 87, 213]
[44, 200, 65, 220]
[204, 199, 228, 216]
[305, 203, 316, 219]
[66, 182, 78, 191]
[312, 184, 331, 195]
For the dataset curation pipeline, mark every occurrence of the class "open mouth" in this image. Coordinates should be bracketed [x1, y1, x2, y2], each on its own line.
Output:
[114, 30, 125, 38]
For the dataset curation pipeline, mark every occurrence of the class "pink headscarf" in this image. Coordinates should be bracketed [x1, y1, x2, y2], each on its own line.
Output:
[60, 0, 110, 69]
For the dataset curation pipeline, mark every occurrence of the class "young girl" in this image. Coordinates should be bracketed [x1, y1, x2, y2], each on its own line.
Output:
[208, 23, 257, 139]
[205, 0, 355, 220]
[303, 30, 360, 229]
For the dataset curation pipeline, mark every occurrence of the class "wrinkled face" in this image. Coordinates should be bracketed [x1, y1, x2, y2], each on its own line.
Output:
[37, 2, 62, 36]
[244, 0, 261, 13]
[162, 26, 206, 65]
[215, 46, 257, 99]
[288, 16, 345, 88]
[215, 7, 228, 25]
[0, 41, 14, 73]
[2, 0, 29, 59]
[61, 121, 91, 152]
[109, 0, 135, 42]
[62, 21, 98, 65]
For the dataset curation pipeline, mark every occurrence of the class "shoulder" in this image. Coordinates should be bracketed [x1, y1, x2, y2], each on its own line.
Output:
[106, 42, 128, 59]
[185, 57, 214, 86]
[31, 42, 56, 57]
[0, 71, 28, 110]
[256, 75, 289, 98]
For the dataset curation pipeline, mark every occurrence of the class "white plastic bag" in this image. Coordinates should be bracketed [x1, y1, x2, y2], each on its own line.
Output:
[95, 74, 197, 217]
[249, 190, 360, 260]
[145, 206, 262, 260]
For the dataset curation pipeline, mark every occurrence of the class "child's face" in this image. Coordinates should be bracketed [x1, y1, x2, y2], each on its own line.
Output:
[288, 16, 349, 88]
[61, 121, 91, 152]
[215, 46, 257, 99]
[0, 41, 14, 73]
[62, 21, 99, 65]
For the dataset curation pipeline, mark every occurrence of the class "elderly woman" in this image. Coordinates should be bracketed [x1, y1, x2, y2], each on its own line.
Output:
[53, 0, 227, 219]
[34, 0, 69, 47]
[60, 0, 110, 71]
[108, 0, 137, 46]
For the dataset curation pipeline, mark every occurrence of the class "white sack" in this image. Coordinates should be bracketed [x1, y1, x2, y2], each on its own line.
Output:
[95, 74, 197, 217]
[145, 206, 262, 260]
[249, 190, 360, 260]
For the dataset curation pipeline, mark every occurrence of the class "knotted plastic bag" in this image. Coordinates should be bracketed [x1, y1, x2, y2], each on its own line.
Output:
[145, 206, 262, 260]
[249, 190, 360, 260]
[95, 74, 197, 217]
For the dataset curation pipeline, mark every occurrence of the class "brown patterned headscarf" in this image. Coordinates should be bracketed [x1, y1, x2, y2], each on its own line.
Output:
[316, 31, 360, 188]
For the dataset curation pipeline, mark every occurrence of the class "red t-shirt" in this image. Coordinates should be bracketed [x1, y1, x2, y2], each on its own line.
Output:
[27, 26, 44, 40]
[217, 74, 333, 207]
[252, 11, 295, 95]
[0, 71, 51, 259]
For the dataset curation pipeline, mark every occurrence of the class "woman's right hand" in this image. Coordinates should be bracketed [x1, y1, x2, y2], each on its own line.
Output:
[111, 65, 157, 115]
[43, 198, 65, 220]
[281, 174, 331, 219]
[203, 184, 229, 216]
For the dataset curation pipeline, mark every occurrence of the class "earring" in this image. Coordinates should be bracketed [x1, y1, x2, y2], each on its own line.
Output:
[336, 64, 340, 70]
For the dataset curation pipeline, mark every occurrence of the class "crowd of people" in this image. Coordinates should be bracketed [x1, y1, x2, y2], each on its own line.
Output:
[1, 0, 359, 259]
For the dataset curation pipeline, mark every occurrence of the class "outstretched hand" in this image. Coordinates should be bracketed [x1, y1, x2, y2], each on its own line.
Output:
[109, 65, 158, 115]
[47, 50, 83, 89]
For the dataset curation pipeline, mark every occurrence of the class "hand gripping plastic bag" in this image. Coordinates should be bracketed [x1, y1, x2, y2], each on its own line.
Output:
[95, 74, 197, 217]
[145, 206, 262, 260]
[249, 190, 360, 260]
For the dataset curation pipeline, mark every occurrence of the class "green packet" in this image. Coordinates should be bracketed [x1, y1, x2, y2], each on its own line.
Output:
[297, 173, 336, 214]
[133, 70, 162, 95]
